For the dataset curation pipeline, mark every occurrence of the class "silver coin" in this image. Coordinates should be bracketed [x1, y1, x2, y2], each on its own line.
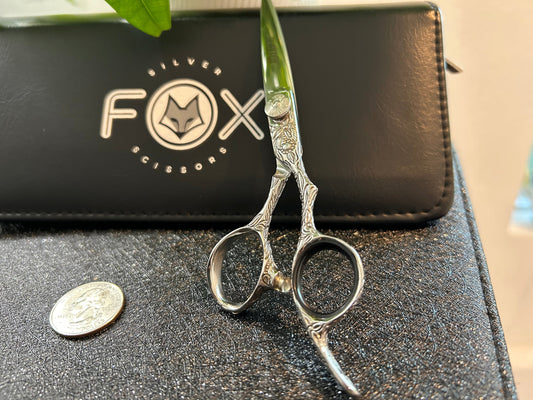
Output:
[49, 281, 124, 337]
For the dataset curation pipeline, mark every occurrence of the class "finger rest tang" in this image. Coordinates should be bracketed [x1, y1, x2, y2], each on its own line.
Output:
[305, 318, 361, 398]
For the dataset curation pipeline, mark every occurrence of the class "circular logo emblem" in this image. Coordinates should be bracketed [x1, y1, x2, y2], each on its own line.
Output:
[146, 79, 218, 150]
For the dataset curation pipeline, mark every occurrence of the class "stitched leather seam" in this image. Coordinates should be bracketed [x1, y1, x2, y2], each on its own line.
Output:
[0, 8, 453, 221]
[457, 155, 517, 398]
[0, 210, 443, 218]
[432, 6, 454, 212]
[402, 5, 454, 219]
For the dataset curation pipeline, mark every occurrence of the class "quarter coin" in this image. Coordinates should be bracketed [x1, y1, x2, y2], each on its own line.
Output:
[49, 281, 124, 337]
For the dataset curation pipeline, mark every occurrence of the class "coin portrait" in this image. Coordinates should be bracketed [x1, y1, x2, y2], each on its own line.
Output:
[49, 281, 124, 337]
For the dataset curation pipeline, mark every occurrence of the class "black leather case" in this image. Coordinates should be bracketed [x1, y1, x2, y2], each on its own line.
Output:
[0, 3, 453, 223]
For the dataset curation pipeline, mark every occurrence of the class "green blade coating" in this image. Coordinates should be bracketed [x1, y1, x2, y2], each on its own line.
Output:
[260, 0, 294, 98]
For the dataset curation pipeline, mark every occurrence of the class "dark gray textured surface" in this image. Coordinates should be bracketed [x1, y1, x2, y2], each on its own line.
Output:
[0, 162, 516, 399]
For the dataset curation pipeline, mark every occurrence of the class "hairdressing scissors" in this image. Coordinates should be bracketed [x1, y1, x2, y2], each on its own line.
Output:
[207, 0, 364, 397]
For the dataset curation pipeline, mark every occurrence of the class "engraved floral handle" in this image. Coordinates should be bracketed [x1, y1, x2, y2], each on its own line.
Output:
[266, 94, 364, 398]
[207, 166, 291, 314]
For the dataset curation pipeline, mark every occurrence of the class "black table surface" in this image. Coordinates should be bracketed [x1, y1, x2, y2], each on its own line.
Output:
[0, 161, 517, 399]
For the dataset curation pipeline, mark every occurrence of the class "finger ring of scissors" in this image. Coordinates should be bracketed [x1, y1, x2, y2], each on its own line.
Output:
[207, 0, 365, 397]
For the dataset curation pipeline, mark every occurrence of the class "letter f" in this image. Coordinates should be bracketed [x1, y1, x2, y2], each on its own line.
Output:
[100, 89, 147, 139]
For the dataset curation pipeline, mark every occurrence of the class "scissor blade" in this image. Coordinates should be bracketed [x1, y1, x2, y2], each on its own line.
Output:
[261, 0, 294, 98]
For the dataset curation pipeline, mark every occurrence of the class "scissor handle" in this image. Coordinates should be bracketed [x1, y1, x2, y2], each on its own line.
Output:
[292, 234, 364, 398]
[292, 234, 364, 324]
[208, 170, 290, 313]
[208, 225, 291, 314]
[207, 226, 264, 313]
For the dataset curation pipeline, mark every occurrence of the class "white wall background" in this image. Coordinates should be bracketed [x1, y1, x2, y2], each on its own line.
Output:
[1, 0, 532, 396]
[437, 1, 533, 397]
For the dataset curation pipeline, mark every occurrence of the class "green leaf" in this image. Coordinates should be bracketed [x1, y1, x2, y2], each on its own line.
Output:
[105, 0, 171, 37]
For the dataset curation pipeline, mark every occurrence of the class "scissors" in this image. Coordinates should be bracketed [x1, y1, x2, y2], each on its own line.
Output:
[207, 0, 364, 397]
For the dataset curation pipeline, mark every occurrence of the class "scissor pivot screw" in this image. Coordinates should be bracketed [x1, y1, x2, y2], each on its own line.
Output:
[265, 92, 291, 119]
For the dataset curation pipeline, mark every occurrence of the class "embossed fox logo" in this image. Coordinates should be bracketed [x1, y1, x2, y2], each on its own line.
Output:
[159, 95, 204, 139]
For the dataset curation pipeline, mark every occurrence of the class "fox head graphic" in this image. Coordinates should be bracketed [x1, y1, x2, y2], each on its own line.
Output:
[159, 95, 204, 139]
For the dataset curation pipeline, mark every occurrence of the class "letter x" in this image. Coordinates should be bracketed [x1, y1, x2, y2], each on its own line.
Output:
[218, 89, 265, 140]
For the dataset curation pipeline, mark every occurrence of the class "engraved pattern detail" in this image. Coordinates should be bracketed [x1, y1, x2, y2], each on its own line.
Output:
[249, 175, 290, 291]
[268, 110, 302, 166]
[294, 166, 319, 251]
[307, 319, 327, 337]
[249, 176, 286, 234]
[266, 108, 319, 250]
